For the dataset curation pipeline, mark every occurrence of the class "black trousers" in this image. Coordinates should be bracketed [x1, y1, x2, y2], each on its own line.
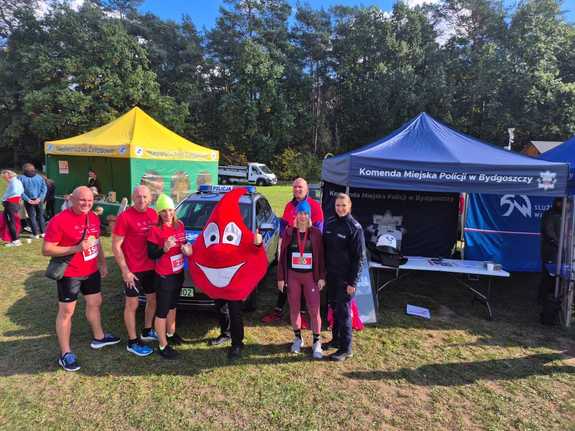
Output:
[45, 198, 55, 220]
[327, 276, 353, 353]
[215, 299, 244, 347]
[24, 202, 45, 235]
[2, 201, 19, 242]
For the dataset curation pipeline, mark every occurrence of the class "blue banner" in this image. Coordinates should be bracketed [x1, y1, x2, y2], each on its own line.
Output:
[464, 194, 553, 272]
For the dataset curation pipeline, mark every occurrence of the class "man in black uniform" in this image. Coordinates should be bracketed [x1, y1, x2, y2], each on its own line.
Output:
[323, 193, 365, 361]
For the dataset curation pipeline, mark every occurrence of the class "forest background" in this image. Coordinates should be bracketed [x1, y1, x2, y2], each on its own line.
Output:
[0, 0, 574, 180]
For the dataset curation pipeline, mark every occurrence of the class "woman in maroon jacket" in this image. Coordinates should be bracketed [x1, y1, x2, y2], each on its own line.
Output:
[277, 200, 326, 359]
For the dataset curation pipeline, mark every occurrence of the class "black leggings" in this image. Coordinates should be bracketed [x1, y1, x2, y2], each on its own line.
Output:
[155, 272, 184, 318]
[3, 201, 19, 242]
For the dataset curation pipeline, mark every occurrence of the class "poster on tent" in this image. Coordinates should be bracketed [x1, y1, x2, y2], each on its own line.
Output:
[322, 182, 459, 257]
[132, 159, 218, 205]
[464, 194, 553, 272]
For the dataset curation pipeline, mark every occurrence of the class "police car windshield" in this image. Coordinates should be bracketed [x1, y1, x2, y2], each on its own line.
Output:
[176, 201, 251, 231]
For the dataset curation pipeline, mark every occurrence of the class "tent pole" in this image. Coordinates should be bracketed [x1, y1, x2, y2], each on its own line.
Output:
[461, 193, 468, 260]
[554, 197, 568, 301]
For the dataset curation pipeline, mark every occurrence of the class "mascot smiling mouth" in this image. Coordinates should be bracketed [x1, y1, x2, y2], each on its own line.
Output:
[195, 262, 245, 288]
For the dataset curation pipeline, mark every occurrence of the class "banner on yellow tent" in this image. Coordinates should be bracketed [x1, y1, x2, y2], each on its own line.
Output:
[45, 142, 219, 161]
[45, 142, 130, 158]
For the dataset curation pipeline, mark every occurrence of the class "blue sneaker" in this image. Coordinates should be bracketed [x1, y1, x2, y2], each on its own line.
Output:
[140, 328, 158, 341]
[58, 352, 80, 372]
[90, 333, 121, 349]
[127, 342, 153, 357]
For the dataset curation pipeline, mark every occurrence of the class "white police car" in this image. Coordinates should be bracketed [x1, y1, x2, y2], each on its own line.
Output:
[174, 184, 279, 311]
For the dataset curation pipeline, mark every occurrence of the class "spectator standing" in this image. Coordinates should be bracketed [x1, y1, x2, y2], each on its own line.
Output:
[112, 185, 158, 357]
[261, 177, 324, 323]
[87, 169, 102, 194]
[1, 169, 24, 247]
[323, 193, 365, 362]
[42, 186, 120, 372]
[18, 163, 47, 238]
[43, 175, 56, 220]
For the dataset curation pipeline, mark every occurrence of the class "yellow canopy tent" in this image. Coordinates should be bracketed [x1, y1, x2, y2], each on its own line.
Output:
[45, 107, 219, 205]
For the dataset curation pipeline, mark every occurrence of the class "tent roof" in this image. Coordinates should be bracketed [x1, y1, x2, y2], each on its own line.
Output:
[322, 113, 569, 196]
[531, 141, 563, 154]
[45, 107, 219, 162]
[538, 134, 575, 194]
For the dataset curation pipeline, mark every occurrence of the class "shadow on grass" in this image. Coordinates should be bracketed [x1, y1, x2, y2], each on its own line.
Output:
[0, 261, 307, 376]
[344, 352, 575, 386]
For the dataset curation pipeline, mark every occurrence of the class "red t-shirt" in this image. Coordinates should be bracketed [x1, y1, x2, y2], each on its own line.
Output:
[113, 207, 158, 273]
[147, 221, 186, 276]
[281, 196, 324, 233]
[44, 209, 101, 278]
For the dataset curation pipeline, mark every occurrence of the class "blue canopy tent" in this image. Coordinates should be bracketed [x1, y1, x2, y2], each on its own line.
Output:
[322, 113, 569, 195]
[321, 112, 570, 323]
[539, 134, 575, 193]
[322, 112, 569, 257]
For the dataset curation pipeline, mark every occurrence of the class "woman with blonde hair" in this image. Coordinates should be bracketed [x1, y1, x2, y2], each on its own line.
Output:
[277, 200, 326, 359]
[147, 194, 192, 359]
[1, 169, 24, 247]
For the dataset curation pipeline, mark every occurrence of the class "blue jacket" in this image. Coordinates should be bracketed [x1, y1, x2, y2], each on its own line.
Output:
[17, 174, 47, 202]
[1, 177, 24, 201]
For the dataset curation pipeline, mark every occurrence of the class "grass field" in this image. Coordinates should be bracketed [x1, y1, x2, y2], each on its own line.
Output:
[0, 182, 574, 430]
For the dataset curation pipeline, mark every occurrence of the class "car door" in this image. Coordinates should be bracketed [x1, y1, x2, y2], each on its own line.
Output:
[255, 196, 279, 263]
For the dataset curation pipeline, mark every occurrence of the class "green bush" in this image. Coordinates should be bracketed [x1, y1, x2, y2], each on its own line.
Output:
[271, 148, 322, 182]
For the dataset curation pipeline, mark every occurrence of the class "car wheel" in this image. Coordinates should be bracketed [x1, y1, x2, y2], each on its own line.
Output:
[256, 178, 265, 186]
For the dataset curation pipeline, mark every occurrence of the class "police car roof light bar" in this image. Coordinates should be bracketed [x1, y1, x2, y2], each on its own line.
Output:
[198, 184, 257, 194]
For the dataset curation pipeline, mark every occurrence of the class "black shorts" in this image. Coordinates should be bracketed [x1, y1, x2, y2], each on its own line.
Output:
[124, 270, 156, 297]
[155, 272, 184, 318]
[57, 271, 101, 303]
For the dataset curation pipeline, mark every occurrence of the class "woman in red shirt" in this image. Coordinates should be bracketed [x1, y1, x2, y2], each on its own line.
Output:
[147, 194, 192, 359]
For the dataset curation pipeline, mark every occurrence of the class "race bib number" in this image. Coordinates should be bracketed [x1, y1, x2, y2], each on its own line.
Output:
[83, 237, 99, 262]
[291, 252, 313, 270]
[170, 254, 184, 272]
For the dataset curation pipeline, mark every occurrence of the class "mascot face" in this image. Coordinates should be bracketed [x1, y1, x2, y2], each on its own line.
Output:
[189, 188, 268, 301]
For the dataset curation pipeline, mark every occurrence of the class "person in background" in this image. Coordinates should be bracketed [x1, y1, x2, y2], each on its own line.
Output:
[1, 169, 24, 247]
[261, 177, 324, 324]
[42, 186, 120, 372]
[43, 175, 56, 220]
[18, 163, 47, 239]
[277, 200, 326, 359]
[112, 185, 158, 357]
[323, 193, 365, 362]
[538, 197, 562, 303]
[147, 194, 192, 359]
[87, 169, 102, 194]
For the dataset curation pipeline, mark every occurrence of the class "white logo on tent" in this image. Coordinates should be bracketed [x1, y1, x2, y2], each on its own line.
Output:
[500, 194, 532, 217]
[537, 171, 557, 191]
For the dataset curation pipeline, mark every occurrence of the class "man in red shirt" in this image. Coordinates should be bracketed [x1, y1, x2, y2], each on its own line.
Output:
[260, 177, 324, 324]
[112, 185, 158, 357]
[43, 186, 120, 372]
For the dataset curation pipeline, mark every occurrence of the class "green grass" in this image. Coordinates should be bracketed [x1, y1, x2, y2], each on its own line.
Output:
[1, 183, 575, 430]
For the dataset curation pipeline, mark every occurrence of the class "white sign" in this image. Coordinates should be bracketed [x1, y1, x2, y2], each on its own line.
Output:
[58, 160, 69, 175]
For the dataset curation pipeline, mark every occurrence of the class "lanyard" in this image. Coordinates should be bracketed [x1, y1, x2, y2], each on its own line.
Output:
[296, 229, 309, 256]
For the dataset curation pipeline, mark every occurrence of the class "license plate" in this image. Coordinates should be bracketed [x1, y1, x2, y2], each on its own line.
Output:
[180, 287, 194, 297]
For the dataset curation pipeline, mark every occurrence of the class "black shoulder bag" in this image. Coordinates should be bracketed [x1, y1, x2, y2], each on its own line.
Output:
[45, 215, 89, 281]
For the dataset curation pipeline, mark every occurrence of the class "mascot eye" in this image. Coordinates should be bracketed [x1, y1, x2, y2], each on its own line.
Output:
[222, 222, 242, 246]
[203, 222, 220, 247]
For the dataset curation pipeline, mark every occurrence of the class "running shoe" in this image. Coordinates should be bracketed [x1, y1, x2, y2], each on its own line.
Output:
[140, 328, 159, 341]
[127, 342, 153, 357]
[330, 350, 353, 362]
[167, 332, 184, 345]
[158, 344, 178, 359]
[312, 341, 323, 360]
[90, 333, 121, 349]
[208, 334, 231, 346]
[58, 352, 80, 372]
[291, 337, 304, 354]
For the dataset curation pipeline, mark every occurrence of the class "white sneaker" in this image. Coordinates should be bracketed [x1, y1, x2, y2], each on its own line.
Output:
[5, 240, 22, 247]
[312, 341, 323, 360]
[40, 233, 45, 238]
[33, 235, 40, 239]
[291, 337, 304, 353]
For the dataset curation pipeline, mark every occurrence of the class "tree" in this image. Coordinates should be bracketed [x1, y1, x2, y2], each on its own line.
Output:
[0, 2, 187, 163]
